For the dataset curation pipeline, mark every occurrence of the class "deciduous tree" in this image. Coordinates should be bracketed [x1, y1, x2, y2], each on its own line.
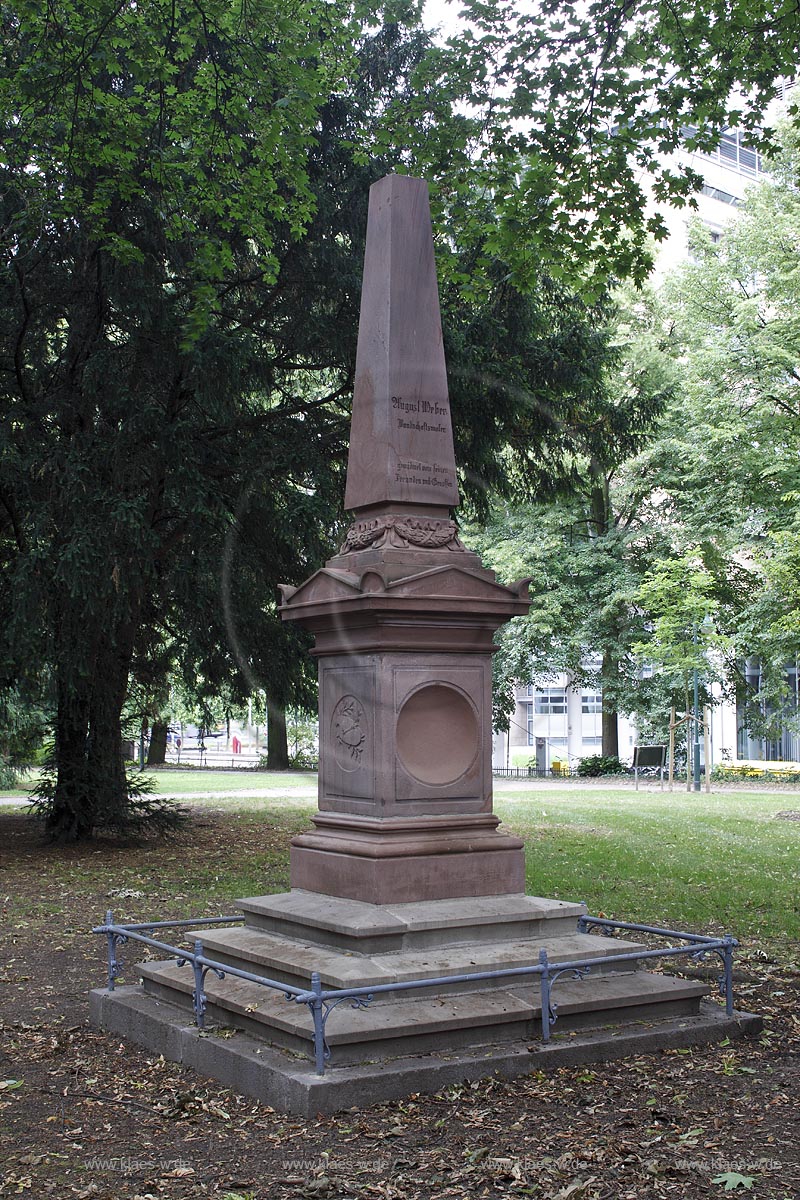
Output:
[464, 290, 675, 755]
[392, 1, 800, 291]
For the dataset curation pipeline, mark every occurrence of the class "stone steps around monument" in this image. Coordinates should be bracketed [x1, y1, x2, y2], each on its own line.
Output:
[236, 890, 585, 954]
[171, 925, 648, 997]
[137, 958, 711, 1066]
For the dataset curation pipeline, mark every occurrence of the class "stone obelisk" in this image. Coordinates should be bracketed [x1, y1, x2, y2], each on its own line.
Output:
[280, 174, 531, 902]
[344, 173, 459, 518]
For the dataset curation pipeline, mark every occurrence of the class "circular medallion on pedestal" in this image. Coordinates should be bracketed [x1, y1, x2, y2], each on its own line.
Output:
[331, 695, 367, 771]
[395, 683, 479, 786]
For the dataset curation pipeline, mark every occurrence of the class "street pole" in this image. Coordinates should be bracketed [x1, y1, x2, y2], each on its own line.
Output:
[693, 625, 701, 792]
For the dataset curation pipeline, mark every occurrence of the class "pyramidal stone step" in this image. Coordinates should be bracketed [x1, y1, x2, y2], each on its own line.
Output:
[237, 890, 584, 952]
[136, 957, 712, 1066]
[176, 926, 647, 995]
[138, 958, 535, 1062]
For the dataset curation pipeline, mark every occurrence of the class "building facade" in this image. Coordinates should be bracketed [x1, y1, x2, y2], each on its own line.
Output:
[492, 670, 799, 774]
[493, 677, 640, 771]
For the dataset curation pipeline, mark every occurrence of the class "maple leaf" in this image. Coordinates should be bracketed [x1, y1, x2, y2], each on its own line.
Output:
[712, 1172, 755, 1191]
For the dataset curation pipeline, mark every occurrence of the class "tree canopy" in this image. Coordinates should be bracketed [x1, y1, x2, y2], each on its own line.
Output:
[2, 3, 668, 835]
[388, 0, 800, 292]
[655, 126, 800, 734]
[479, 119, 800, 759]
[463, 286, 676, 754]
[0, 0, 373, 836]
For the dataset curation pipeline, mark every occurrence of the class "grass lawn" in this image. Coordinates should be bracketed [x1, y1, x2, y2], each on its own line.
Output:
[493, 785, 800, 948]
[3, 770, 797, 948]
[0, 767, 318, 798]
[141, 768, 319, 795]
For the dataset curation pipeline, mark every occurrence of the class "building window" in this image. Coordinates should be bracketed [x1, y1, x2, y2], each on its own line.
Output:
[682, 124, 765, 175]
[702, 128, 764, 176]
[535, 689, 567, 715]
[582, 736, 602, 747]
[701, 184, 742, 208]
[581, 692, 602, 714]
[526, 702, 534, 745]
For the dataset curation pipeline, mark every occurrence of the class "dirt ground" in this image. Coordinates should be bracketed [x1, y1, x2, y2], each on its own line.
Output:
[1, 809, 798, 1200]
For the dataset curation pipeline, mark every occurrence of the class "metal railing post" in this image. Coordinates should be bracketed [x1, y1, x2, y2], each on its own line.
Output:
[722, 935, 735, 1016]
[310, 972, 326, 1075]
[539, 948, 551, 1042]
[105, 909, 116, 991]
[191, 939, 207, 1029]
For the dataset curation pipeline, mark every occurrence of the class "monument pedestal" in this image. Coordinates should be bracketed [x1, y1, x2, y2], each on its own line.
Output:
[290, 812, 525, 904]
[279, 544, 531, 904]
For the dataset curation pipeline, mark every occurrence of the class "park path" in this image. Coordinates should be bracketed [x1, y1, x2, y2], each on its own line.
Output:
[2, 779, 800, 806]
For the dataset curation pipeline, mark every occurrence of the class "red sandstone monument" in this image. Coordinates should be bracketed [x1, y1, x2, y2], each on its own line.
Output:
[91, 175, 757, 1115]
[281, 172, 530, 904]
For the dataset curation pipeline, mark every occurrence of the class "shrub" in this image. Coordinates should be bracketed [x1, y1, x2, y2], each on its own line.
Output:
[0, 759, 20, 789]
[257, 752, 318, 771]
[576, 754, 627, 777]
[29, 760, 188, 839]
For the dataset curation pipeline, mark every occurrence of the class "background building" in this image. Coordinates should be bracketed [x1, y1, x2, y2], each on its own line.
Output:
[492, 676, 639, 771]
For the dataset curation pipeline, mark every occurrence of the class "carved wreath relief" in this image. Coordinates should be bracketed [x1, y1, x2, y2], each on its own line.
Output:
[341, 515, 464, 553]
[331, 695, 367, 772]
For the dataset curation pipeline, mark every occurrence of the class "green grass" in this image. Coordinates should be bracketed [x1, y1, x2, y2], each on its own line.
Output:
[142, 768, 318, 796]
[4, 772, 798, 947]
[0, 767, 317, 798]
[494, 785, 800, 944]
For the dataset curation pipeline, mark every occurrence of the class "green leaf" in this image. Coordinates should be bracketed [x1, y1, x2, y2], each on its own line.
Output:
[712, 1173, 756, 1191]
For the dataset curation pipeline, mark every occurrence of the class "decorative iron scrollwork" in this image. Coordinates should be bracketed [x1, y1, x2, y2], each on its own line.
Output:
[319, 994, 374, 1062]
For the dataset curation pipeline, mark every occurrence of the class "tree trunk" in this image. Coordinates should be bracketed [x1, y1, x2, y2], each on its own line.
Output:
[147, 721, 168, 765]
[47, 610, 137, 841]
[267, 704, 289, 770]
[601, 704, 619, 759]
[601, 648, 620, 759]
[47, 676, 93, 842]
[85, 637, 130, 821]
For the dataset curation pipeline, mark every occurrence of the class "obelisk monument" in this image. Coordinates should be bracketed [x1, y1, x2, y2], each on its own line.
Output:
[344, 173, 459, 517]
[280, 173, 531, 902]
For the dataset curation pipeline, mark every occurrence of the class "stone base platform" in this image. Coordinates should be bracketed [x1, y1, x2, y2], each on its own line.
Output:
[89, 888, 762, 1112]
[90, 986, 762, 1118]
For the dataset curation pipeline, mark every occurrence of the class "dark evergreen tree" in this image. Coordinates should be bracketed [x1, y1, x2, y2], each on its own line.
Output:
[0, 0, 367, 838]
